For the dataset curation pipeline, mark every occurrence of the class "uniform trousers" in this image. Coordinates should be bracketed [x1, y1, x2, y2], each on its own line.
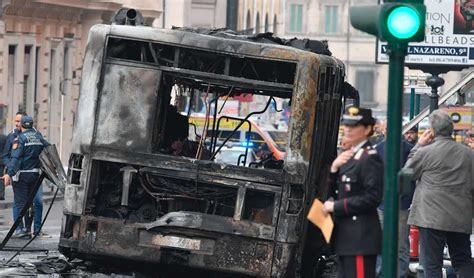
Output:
[12, 186, 43, 233]
[12, 172, 39, 231]
[338, 255, 376, 278]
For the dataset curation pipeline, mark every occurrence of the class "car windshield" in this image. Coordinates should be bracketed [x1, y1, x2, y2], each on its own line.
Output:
[215, 148, 254, 166]
[266, 131, 288, 152]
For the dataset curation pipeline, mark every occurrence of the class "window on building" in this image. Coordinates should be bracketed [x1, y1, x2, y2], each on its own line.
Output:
[324, 5, 338, 34]
[355, 70, 375, 104]
[255, 12, 260, 33]
[273, 14, 278, 34]
[22, 46, 32, 113]
[246, 10, 253, 34]
[8, 45, 16, 115]
[264, 14, 269, 32]
[34, 47, 40, 105]
[289, 4, 303, 32]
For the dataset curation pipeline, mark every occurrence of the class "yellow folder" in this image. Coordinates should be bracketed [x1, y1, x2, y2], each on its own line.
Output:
[307, 199, 334, 243]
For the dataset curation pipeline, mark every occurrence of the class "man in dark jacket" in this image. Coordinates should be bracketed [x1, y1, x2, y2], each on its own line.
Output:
[374, 124, 414, 278]
[3, 112, 50, 238]
[3, 112, 26, 235]
[403, 126, 418, 146]
[323, 106, 384, 278]
[1, 116, 49, 239]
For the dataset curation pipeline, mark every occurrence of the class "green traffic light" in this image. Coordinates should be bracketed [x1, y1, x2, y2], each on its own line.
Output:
[387, 6, 421, 39]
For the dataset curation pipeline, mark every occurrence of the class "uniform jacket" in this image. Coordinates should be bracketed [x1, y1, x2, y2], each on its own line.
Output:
[7, 129, 49, 177]
[328, 141, 384, 256]
[405, 136, 474, 234]
[2, 128, 20, 169]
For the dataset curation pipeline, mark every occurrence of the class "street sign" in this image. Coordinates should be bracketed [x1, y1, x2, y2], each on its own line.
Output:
[377, 0, 474, 66]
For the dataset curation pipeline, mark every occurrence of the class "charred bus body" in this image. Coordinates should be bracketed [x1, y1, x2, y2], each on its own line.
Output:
[59, 22, 346, 277]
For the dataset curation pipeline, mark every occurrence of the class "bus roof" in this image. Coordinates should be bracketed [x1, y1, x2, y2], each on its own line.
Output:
[97, 24, 334, 63]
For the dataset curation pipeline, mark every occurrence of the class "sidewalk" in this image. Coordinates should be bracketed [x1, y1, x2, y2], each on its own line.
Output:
[0, 184, 64, 210]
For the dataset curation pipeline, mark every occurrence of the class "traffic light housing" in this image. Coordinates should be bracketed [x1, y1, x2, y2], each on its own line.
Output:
[350, 2, 426, 43]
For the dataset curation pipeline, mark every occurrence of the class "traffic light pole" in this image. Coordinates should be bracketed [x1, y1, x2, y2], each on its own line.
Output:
[382, 42, 406, 278]
[409, 87, 415, 120]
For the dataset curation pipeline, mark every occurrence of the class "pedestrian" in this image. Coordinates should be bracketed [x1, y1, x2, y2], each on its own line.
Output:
[403, 126, 418, 145]
[1, 115, 49, 239]
[463, 130, 474, 149]
[0, 124, 7, 200]
[322, 106, 384, 278]
[374, 120, 414, 278]
[404, 110, 474, 277]
[369, 120, 385, 145]
[2, 112, 26, 236]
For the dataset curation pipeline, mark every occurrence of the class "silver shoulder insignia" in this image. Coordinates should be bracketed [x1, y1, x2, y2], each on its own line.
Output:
[354, 149, 364, 160]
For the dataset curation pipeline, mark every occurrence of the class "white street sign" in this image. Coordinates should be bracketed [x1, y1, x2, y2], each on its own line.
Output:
[377, 0, 474, 66]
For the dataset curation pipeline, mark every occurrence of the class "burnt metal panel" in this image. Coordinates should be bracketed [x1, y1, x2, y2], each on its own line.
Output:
[271, 242, 298, 277]
[90, 148, 296, 186]
[94, 63, 161, 152]
[71, 25, 111, 155]
[61, 215, 275, 276]
[233, 186, 247, 221]
[145, 212, 275, 240]
[106, 58, 293, 95]
[64, 155, 92, 215]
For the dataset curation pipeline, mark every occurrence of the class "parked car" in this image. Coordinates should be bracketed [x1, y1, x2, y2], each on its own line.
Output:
[214, 145, 256, 167]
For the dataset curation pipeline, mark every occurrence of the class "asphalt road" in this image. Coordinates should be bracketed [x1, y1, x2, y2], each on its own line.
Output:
[0, 200, 139, 277]
[0, 200, 67, 276]
[0, 201, 183, 277]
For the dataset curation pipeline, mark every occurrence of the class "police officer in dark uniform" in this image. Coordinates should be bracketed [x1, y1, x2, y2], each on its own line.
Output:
[322, 106, 383, 278]
[1, 115, 49, 238]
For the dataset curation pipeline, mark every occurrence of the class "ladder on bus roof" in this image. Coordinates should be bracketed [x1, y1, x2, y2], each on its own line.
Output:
[403, 71, 474, 134]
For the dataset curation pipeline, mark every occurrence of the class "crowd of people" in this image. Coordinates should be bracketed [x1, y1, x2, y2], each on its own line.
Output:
[0, 112, 50, 239]
[325, 106, 474, 278]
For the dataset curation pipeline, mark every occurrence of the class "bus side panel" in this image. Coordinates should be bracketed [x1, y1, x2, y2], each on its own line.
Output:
[66, 25, 110, 215]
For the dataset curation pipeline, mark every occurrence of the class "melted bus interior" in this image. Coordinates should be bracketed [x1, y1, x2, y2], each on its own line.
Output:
[79, 37, 298, 225]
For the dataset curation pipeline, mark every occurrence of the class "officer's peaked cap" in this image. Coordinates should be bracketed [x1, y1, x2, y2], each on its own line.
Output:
[21, 115, 34, 129]
[341, 106, 376, 126]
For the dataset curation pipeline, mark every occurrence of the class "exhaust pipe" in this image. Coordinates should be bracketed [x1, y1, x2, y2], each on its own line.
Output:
[125, 9, 137, 26]
[112, 8, 144, 26]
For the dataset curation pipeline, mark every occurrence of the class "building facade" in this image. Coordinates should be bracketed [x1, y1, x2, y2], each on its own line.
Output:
[237, 0, 283, 35]
[289, 0, 468, 113]
[238, 0, 467, 115]
[0, 0, 162, 160]
[161, 0, 228, 29]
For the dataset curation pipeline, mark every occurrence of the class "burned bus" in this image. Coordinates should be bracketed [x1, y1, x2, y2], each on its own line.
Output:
[59, 14, 349, 277]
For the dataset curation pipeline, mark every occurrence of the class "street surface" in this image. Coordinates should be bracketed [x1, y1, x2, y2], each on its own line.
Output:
[0, 200, 142, 277]
[0, 198, 245, 277]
